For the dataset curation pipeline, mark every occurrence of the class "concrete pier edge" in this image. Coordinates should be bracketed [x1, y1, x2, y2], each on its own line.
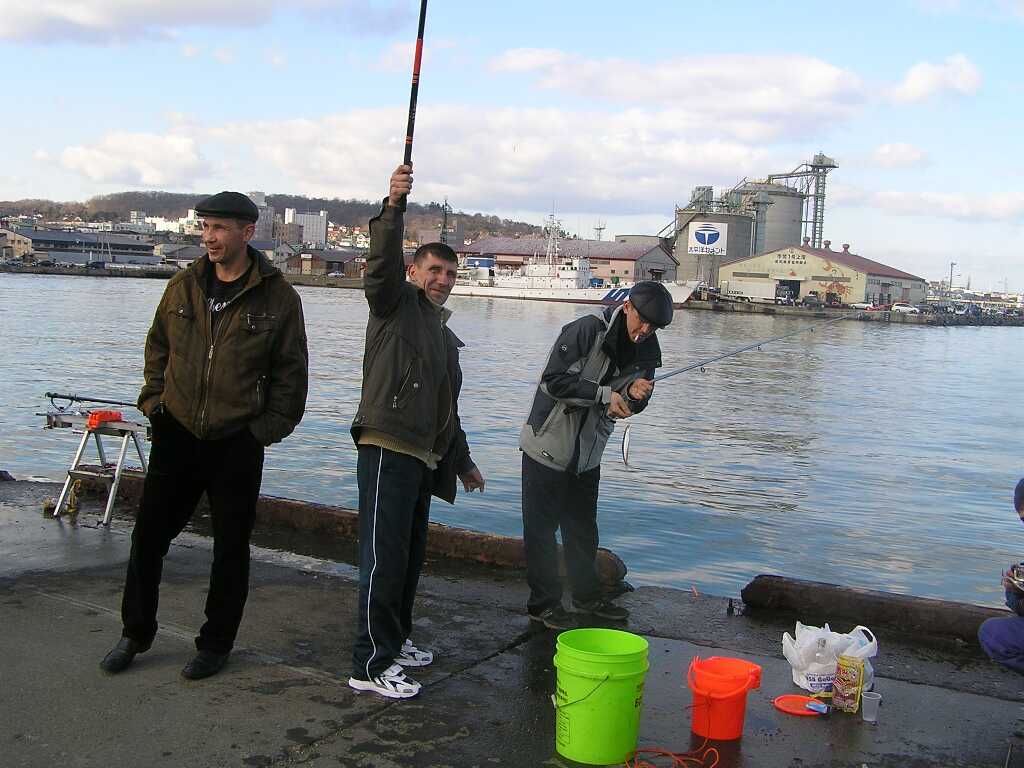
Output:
[741, 574, 1006, 642]
[69, 466, 628, 586]
[58, 466, 1009, 643]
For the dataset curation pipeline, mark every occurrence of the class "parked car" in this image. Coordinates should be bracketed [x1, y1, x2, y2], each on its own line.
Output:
[800, 293, 822, 307]
[849, 301, 873, 310]
[891, 303, 920, 314]
[327, 271, 344, 277]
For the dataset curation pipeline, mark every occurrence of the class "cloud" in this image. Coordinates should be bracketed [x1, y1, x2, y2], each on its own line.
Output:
[267, 50, 287, 69]
[487, 50, 865, 143]
[206, 105, 770, 214]
[889, 54, 982, 103]
[489, 49, 864, 127]
[1003, 0, 1024, 18]
[32, 149, 51, 161]
[0, 0, 408, 43]
[833, 183, 1024, 222]
[212, 47, 235, 64]
[181, 43, 199, 58]
[916, 1, 1024, 20]
[61, 132, 204, 186]
[490, 48, 571, 73]
[871, 143, 929, 168]
[914, 0, 963, 11]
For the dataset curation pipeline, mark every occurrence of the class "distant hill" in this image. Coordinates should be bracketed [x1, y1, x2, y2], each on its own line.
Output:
[0, 191, 542, 241]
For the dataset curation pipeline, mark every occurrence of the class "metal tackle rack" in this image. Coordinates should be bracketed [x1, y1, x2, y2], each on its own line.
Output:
[43, 411, 150, 525]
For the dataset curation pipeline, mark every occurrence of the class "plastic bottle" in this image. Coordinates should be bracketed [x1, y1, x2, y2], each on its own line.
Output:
[812, 636, 829, 666]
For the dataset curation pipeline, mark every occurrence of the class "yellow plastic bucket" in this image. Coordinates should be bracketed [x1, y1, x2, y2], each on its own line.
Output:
[553, 628, 649, 765]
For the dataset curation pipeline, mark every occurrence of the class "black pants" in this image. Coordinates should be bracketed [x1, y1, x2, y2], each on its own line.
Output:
[352, 445, 432, 680]
[521, 453, 602, 616]
[120, 411, 264, 653]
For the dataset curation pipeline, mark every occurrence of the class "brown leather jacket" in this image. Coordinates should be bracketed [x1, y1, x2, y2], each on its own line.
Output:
[138, 247, 308, 445]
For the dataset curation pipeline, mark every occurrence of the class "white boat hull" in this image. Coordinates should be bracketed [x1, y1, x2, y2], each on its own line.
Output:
[449, 281, 697, 308]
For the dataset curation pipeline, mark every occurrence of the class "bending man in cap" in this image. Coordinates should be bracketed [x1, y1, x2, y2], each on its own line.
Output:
[519, 281, 673, 630]
[100, 191, 309, 680]
[347, 165, 485, 699]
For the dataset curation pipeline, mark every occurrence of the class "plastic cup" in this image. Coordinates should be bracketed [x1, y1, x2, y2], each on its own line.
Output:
[861, 691, 881, 723]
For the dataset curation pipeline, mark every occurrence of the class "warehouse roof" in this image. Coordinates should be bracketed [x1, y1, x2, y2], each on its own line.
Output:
[14, 227, 149, 247]
[459, 236, 677, 264]
[724, 244, 925, 282]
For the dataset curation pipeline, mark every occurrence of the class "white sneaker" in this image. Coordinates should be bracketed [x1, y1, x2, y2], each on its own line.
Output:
[348, 664, 421, 699]
[395, 638, 433, 667]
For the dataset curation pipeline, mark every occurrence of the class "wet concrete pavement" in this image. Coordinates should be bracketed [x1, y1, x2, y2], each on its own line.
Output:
[2, 480, 1022, 767]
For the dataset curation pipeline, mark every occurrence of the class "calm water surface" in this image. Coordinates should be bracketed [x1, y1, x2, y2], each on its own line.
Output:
[1, 273, 1020, 606]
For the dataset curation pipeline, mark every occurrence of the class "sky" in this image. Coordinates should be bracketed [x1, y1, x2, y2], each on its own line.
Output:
[1, 0, 1021, 289]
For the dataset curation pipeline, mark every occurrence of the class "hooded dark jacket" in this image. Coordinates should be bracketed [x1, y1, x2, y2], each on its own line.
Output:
[138, 246, 308, 445]
[350, 199, 474, 504]
[520, 305, 661, 474]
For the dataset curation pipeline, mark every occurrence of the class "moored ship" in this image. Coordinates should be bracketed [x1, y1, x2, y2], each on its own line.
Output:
[450, 216, 696, 308]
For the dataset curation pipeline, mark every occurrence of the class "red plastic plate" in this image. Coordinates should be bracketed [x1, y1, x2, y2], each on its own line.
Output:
[773, 694, 824, 716]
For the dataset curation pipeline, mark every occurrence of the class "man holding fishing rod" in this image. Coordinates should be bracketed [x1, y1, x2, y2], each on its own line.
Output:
[99, 191, 309, 680]
[520, 282, 674, 630]
[347, 165, 485, 699]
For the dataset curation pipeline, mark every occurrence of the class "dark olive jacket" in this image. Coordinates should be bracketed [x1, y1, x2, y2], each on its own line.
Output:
[138, 247, 309, 445]
[351, 200, 474, 503]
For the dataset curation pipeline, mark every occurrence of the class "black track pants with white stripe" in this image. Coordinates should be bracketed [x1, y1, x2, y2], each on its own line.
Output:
[352, 445, 432, 680]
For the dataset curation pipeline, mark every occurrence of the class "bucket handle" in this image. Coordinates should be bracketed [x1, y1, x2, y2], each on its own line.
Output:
[687, 665, 754, 700]
[550, 673, 610, 710]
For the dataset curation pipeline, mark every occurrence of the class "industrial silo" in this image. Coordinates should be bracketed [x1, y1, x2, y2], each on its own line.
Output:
[740, 182, 804, 254]
[673, 209, 754, 285]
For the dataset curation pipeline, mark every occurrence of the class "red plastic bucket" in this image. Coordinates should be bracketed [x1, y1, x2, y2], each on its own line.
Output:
[687, 656, 762, 740]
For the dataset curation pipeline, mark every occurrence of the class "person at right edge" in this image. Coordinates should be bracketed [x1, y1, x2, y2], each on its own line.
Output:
[519, 282, 673, 630]
[978, 478, 1024, 675]
[347, 164, 485, 699]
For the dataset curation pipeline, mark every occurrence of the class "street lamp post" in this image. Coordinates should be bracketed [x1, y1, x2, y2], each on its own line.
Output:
[949, 261, 957, 294]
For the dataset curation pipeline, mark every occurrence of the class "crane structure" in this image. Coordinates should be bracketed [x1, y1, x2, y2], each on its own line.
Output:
[766, 153, 837, 249]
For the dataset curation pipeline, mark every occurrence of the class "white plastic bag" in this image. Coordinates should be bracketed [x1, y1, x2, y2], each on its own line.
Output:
[781, 622, 877, 693]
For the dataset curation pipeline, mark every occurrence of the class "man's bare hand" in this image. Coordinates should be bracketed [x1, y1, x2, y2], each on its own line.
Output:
[459, 466, 486, 493]
[627, 378, 654, 401]
[388, 164, 413, 207]
[607, 391, 633, 419]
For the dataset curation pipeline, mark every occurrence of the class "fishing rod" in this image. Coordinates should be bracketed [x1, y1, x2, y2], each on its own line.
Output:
[621, 313, 861, 466]
[45, 392, 136, 410]
[652, 313, 855, 383]
[403, 0, 428, 168]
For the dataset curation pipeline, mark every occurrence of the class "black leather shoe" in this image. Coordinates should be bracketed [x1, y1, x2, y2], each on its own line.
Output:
[181, 650, 230, 680]
[99, 637, 149, 673]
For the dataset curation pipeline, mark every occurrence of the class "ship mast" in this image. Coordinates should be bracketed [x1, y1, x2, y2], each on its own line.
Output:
[542, 213, 561, 266]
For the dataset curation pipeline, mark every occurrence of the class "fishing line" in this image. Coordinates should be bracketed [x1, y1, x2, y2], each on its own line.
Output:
[622, 313, 860, 466]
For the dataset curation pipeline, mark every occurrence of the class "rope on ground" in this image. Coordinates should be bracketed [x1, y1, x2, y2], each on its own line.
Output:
[623, 706, 719, 768]
[624, 745, 719, 768]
